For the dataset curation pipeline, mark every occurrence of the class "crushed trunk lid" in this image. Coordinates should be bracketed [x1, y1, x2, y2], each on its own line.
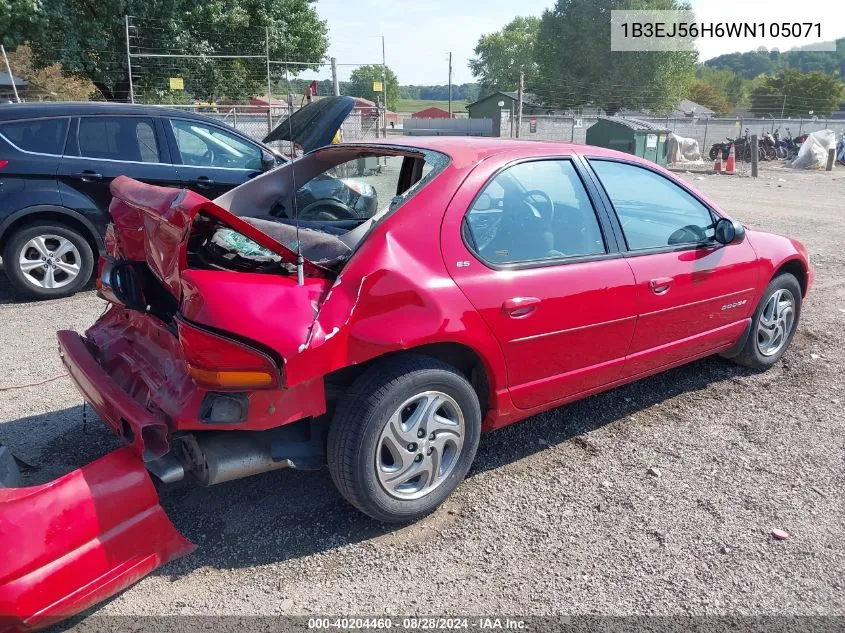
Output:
[262, 95, 356, 152]
[0, 447, 193, 632]
[108, 175, 331, 298]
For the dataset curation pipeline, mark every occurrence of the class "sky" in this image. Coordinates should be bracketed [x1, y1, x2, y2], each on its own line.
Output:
[314, 0, 842, 85]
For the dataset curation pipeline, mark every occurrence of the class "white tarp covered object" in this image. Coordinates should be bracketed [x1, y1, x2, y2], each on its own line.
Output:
[666, 133, 702, 163]
[789, 129, 837, 169]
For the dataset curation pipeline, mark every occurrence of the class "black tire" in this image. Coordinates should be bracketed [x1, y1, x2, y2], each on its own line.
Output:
[2, 222, 95, 300]
[327, 354, 481, 523]
[730, 273, 802, 370]
[708, 146, 721, 161]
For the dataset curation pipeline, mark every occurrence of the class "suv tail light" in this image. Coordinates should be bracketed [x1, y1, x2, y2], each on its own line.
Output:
[0, 160, 7, 169]
[176, 319, 280, 390]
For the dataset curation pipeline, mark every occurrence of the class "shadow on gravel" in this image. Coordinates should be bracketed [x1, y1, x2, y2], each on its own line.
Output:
[0, 264, 97, 305]
[1, 352, 755, 593]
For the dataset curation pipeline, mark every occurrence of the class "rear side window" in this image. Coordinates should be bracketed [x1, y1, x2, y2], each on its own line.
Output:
[77, 117, 161, 163]
[464, 159, 606, 265]
[0, 118, 69, 155]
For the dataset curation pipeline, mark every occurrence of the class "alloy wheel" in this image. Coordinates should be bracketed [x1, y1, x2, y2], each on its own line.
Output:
[756, 288, 795, 357]
[375, 391, 465, 500]
[17, 235, 82, 290]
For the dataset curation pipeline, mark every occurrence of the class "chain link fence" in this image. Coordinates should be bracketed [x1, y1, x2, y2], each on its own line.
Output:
[516, 114, 845, 153]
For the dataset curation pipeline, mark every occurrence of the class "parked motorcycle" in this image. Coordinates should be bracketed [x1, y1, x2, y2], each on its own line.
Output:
[772, 128, 788, 159]
[759, 132, 778, 161]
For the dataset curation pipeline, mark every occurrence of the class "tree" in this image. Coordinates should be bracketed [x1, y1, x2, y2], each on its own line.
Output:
[347, 65, 400, 111]
[4, 44, 95, 101]
[469, 16, 540, 97]
[0, 0, 45, 49]
[687, 80, 730, 116]
[1, 0, 328, 102]
[534, 0, 697, 114]
[695, 66, 745, 107]
[706, 39, 845, 80]
[750, 69, 844, 117]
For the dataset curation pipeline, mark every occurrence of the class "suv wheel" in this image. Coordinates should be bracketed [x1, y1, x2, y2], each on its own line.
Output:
[3, 222, 94, 300]
[327, 355, 481, 523]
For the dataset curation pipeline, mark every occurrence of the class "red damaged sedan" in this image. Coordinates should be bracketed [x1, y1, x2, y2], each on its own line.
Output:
[0, 113, 812, 628]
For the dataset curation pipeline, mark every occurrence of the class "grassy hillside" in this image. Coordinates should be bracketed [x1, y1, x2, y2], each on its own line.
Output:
[396, 99, 469, 114]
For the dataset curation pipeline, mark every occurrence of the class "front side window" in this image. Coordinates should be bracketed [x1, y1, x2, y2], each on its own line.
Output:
[77, 117, 160, 163]
[590, 160, 715, 250]
[171, 119, 262, 170]
[464, 159, 606, 265]
[0, 118, 69, 155]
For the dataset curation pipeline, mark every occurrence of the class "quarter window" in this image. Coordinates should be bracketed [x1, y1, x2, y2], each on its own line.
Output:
[171, 120, 262, 170]
[590, 160, 715, 250]
[0, 118, 69, 155]
[464, 160, 606, 265]
[77, 117, 160, 163]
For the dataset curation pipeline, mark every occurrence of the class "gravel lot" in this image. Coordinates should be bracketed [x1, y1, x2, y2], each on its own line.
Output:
[0, 162, 842, 622]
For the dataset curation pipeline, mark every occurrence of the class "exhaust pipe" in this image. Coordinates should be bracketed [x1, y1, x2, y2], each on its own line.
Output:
[179, 420, 325, 486]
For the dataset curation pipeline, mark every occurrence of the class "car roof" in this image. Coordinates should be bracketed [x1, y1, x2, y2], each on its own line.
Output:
[350, 136, 644, 165]
[0, 101, 227, 123]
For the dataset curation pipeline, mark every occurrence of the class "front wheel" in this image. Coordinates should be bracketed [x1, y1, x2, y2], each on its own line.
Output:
[327, 355, 481, 522]
[730, 273, 802, 370]
[2, 222, 94, 300]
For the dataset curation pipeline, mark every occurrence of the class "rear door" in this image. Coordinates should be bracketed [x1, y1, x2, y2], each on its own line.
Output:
[443, 156, 637, 410]
[0, 116, 68, 211]
[164, 117, 264, 198]
[586, 158, 759, 377]
[57, 115, 177, 213]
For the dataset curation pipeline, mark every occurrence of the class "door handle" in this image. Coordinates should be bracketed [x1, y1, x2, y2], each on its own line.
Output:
[191, 176, 216, 188]
[649, 277, 674, 294]
[71, 170, 103, 182]
[502, 297, 540, 318]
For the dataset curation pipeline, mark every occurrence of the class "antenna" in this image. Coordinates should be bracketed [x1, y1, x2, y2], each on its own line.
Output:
[284, 61, 305, 286]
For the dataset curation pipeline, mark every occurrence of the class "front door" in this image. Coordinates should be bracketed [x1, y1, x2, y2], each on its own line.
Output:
[57, 115, 177, 214]
[587, 158, 759, 377]
[165, 117, 264, 199]
[443, 157, 638, 410]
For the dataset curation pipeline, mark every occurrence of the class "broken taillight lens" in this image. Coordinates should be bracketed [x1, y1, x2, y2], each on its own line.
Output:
[176, 319, 280, 390]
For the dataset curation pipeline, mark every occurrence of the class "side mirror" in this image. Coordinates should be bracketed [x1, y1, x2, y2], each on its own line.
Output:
[714, 218, 745, 245]
[261, 150, 278, 171]
[473, 192, 493, 211]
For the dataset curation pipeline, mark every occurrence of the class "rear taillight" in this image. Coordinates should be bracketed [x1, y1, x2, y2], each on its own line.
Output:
[0, 160, 7, 169]
[177, 319, 279, 390]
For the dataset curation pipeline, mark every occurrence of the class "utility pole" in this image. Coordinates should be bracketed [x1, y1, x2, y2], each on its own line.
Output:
[1, 45, 20, 103]
[124, 16, 135, 103]
[516, 71, 524, 139]
[265, 26, 273, 131]
[381, 36, 388, 140]
[448, 52, 452, 117]
[331, 57, 340, 96]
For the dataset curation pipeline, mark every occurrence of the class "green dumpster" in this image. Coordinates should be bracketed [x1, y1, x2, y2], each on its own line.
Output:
[585, 117, 670, 166]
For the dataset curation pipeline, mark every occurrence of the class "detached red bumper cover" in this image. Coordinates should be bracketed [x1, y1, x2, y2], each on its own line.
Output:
[0, 447, 194, 632]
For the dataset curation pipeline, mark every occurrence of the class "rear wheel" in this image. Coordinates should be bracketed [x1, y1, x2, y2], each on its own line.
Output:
[327, 355, 481, 522]
[2, 222, 94, 300]
[731, 273, 802, 370]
